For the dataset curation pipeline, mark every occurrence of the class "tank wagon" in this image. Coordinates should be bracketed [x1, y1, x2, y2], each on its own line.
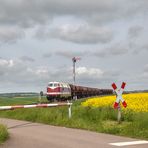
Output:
[46, 82, 113, 101]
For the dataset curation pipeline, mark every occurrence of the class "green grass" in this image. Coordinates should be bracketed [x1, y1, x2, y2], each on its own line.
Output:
[0, 96, 47, 105]
[0, 124, 8, 144]
[0, 97, 148, 140]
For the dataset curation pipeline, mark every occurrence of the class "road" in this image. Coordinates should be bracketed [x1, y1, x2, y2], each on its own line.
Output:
[0, 118, 148, 148]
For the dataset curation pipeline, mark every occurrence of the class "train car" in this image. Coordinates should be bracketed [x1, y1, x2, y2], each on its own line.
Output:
[100, 89, 113, 95]
[46, 81, 113, 101]
[46, 82, 71, 101]
[69, 84, 110, 99]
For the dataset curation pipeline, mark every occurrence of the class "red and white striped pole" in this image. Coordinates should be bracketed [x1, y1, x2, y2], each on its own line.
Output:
[0, 102, 72, 118]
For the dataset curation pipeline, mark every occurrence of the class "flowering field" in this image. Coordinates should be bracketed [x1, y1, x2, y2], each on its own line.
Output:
[82, 93, 148, 112]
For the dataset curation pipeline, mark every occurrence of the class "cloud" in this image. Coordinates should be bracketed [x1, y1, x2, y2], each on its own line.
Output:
[92, 43, 129, 58]
[0, 59, 26, 78]
[74, 66, 120, 88]
[128, 26, 143, 39]
[144, 64, 148, 73]
[128, 27, 148, 53]
[36, 23, 113, 44]
[77, 67, 104, 78]
[0, 58, 48, 84]
[0, 26, 24, 44]
[92, 49, 108, 58]
[42, 52, 53, 58]
[108, 43, 129, 55]
[0, 58, 120, 91]
[136, 64, 148, 84]
[0, 0, 148, 92]
[142, 44, 148, 51]
[1, 0, 147, 26]
[0, 58, 71, 91]
[55, 50, 87, 58]
[2, 0, 146, 29]
[19, 56, 35, 62]
[0, 0, 53, 28]
[0, 0, 147, 44]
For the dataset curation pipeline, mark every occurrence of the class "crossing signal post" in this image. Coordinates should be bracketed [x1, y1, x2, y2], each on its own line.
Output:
[111, 82, 127, 123]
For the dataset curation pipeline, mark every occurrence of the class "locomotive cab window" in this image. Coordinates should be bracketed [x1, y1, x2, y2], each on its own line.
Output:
[48, 83, 53, 87]
[54, 83, 59, 87]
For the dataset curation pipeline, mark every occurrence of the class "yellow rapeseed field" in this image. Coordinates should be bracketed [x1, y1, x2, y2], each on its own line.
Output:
[82, 93, 148, 112]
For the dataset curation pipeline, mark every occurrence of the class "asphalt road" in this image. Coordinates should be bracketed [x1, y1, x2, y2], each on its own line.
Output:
[0, 118, 148, 148]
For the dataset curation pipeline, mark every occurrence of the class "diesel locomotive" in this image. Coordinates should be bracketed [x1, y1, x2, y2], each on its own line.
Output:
[46, 82, 113, 101]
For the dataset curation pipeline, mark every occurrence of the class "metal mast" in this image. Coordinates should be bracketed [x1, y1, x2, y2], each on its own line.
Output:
[72, 57, 80, 85]
[72, 57, 80, 100]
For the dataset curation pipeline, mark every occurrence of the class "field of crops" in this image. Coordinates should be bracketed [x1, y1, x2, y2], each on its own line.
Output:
[82, 93, 148, 112]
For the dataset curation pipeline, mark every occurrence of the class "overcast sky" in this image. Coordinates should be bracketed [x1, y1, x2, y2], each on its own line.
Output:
[0, 0, 148, 93]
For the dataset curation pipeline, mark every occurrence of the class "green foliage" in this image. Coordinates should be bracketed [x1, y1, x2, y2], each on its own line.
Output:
[0, 97, 148, 140]
[0, 124, 8, 144]
[121, 113, 148, 139]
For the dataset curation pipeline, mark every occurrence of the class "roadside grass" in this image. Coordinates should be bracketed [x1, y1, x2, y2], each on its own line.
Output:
[0, 124, 8, 144]
[0, 97, 148, 140]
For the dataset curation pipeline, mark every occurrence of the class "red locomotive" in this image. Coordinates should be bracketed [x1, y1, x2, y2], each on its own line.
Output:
[46, 82, 71, 101]
[46, 81, 113, 101]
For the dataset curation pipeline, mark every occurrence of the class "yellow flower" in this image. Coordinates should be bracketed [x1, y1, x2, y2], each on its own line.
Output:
[82, 93, 148, 112]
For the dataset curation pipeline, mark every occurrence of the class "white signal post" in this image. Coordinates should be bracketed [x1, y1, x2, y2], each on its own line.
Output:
[111, 82, 127, 123]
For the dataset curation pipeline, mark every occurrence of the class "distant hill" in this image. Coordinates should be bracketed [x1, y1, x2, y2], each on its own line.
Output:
[124, 90, 148, 94]
[0, 92, 39, 98]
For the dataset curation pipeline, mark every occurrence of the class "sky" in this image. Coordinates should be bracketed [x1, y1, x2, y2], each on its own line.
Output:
[0, 0, 148, 93]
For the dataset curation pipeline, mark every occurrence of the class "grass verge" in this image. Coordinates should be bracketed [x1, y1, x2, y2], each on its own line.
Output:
[0, 124, 8, 144]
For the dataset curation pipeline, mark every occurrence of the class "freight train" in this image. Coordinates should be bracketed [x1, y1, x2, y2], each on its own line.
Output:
[46, 82, 113, 101]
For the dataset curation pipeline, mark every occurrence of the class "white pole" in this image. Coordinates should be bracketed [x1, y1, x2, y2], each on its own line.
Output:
[67, 101, 72, 118]
[117, 103, 121, 124]
[68, 104, 72, 119]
